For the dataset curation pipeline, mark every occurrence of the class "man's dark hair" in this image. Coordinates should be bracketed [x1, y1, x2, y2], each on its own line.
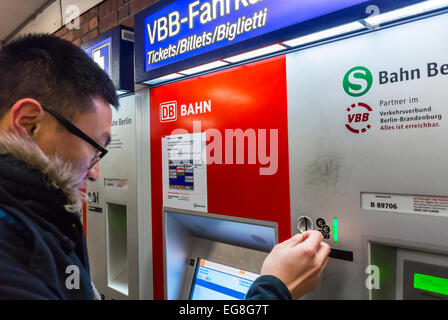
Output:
[0, 34, 119, 120]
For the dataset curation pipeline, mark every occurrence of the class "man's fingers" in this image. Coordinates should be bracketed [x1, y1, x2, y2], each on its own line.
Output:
[299, 231, 312, 241]
[300, 230, 323, 251]
[286, 231, 313, 248]
[316, 242, 331, 263]
[281, 233, 304, 247]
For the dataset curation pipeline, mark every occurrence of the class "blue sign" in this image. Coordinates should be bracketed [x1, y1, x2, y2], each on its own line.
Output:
[135, 0, 427, 83]
[141, 0, 368, 72]
[84, 37, 112, 76]
[82, 26, 135, 95]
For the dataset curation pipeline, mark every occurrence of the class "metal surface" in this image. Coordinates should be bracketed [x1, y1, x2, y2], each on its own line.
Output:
[87, 90, 153, 300]
[135, 88, 154, 300]
[163, 208, 278, 300]
[287, 13, 448, 299]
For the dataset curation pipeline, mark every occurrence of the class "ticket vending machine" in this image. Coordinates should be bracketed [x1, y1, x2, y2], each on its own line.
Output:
[287, 12, 448, 300]
[83, 27, 153, 300]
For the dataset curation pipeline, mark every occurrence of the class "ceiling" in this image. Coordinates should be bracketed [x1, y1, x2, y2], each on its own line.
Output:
[0, 0, 54, 43]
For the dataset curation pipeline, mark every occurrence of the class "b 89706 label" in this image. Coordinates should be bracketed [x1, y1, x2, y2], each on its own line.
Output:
[370, 202, 398, 210]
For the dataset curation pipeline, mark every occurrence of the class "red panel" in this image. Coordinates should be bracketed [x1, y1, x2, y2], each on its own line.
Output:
[150, 56, 290, 299]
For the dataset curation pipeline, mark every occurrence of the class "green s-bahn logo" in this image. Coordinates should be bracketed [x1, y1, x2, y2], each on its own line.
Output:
[343, 66, 373, 97]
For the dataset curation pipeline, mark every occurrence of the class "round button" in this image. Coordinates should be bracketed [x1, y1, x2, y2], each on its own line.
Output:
[296, 216, 314, 234]
[316, 218, 326, 228]
[322, 225, 331, 234]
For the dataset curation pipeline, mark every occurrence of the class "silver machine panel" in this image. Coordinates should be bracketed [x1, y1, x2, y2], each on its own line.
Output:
[287, 13, 448, 299]
[86, 89, 153, 300]
[163, 209, 277, 300]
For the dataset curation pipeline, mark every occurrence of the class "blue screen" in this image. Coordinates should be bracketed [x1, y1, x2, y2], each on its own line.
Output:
[142, 0, 369, 71]
[190, 258, 259, 300]
[169, 159, 194, 190]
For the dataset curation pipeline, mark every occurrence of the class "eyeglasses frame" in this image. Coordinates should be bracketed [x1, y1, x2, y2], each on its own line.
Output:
[41, 106, 108, 169]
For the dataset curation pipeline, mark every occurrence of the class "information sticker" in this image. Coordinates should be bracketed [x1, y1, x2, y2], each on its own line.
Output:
[162, 133, 208, 212]
[361, 193, 448, 217]
[104, 178, 129, 190]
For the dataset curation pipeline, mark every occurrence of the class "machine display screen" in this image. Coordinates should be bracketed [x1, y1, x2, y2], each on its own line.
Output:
[169, 160, 194, 190]
[414, 273, 448, 296]
[189, 258, 259, 300]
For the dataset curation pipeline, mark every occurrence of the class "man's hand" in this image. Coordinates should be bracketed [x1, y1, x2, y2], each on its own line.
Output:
[260, 230, 330, 299]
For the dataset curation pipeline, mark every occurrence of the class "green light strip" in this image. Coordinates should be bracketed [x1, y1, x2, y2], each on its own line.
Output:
[332, 217, 338, 244]
[414, 273, 448, 296]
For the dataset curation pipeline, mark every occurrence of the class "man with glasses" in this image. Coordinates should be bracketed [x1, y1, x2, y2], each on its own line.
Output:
[0, 34, 118, 299]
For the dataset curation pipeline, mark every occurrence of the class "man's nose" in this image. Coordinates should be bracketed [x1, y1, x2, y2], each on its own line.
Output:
[87, 162, 100, 181]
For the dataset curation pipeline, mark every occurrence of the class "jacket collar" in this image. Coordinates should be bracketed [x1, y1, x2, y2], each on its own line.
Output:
[0, 133, 89, 268]
[0, 133, 85, 214]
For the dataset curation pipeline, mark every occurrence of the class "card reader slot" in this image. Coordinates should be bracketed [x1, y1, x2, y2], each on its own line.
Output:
[329, 248, 353, 261]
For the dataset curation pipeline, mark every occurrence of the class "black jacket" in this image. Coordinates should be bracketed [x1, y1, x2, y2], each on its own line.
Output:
[0, 153, 93, 299]
[247, 275, 292, 300]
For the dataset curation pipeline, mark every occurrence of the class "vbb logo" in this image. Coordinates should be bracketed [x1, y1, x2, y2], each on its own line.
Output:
[160, 101, 177, 122]
[345, 102, 372, 134]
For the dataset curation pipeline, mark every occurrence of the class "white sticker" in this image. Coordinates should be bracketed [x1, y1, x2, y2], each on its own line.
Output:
[104, 179, 129, 190]
[361, 193, 448, 217]
[162, 133, 207, 212]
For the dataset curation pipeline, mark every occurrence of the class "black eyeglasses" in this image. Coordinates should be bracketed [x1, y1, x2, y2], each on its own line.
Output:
[42, 106, 108, 170]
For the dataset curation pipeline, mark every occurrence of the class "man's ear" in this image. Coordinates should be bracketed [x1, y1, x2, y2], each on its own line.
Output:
[8, 99, 45, 138]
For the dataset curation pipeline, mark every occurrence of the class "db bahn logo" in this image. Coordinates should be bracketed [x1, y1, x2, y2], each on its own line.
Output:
[160, 101, 177, 122]
[160, 99, 212, 122]
[345, 102, 372, 134]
